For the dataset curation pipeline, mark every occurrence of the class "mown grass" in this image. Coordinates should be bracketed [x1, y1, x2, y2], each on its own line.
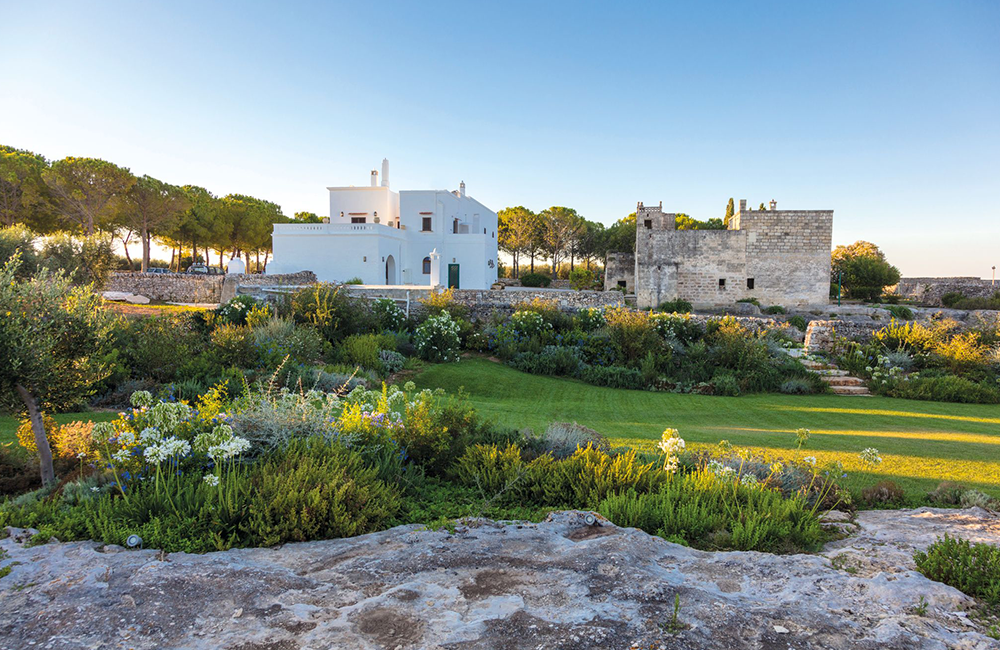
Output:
[414, 358, 1000, 499]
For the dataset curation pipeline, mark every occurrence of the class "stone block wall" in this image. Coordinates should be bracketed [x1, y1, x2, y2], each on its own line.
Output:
[890, 277, 997, 305]
[633, 203, 832, 309]
[603, 253, 635, 292]
[803, 320, 884, 352]
[105, 272, 224, 303]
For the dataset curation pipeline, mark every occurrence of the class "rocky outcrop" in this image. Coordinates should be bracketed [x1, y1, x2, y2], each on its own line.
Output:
[1, 508, 997, 649]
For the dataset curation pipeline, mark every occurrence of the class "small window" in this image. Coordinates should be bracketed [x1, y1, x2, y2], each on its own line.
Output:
[453, 219, 459, 234]
[617, 280, 627, 289]
[422, 217, 432, 232]
[351, 217, 366, 224]
[718, 278, 726, 288]
[746, 278, 755, 290]
[644, 219, 652, 229]
[422, 257, 431, 274]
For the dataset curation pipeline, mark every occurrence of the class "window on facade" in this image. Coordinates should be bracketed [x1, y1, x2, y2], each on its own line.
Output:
[422, 257, 431, 274]
[422, 217, 432, 232]
[617, 280, 627, 288]
[718, 278, 726, 288]
[746, 278, 755, 290]
[644, 219, 652, 229]
[351, 217, 366, 224]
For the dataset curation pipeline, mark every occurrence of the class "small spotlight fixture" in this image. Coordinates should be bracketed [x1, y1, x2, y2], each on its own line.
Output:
[125, 534, 143, 549]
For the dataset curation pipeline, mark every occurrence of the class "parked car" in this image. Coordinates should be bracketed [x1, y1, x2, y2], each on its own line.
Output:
[185, 264, 223, 276]
[144, 267, 174, 275]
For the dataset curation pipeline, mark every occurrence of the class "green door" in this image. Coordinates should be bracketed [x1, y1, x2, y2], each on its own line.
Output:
[447, 264, 460, 289]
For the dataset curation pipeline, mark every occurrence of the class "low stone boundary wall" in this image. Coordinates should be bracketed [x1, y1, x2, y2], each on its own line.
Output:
[338, 286, 625, 319]
[106, 272, 224, 303]
[106, 271, 319, 304]
[891, 277, 996, 305]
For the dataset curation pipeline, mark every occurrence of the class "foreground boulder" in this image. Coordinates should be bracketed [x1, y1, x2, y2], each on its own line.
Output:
[1, 507, 997, 649]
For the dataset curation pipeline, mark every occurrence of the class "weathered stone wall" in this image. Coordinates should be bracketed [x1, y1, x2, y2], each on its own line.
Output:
[105, 272, 224, 303]
[340, 286, 625, 319]
[632, 203, 832, 309]
[603, 252, 635, 292]
[227, 271, 317, 302]
[804, 320, 883, 352]
[891, 277, 996, 305]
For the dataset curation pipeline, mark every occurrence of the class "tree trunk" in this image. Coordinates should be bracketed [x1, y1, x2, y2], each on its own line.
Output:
[141, 227, 150, 272]
[15, 385, 55, 486]
[262, 252, 269, 272]
[255, 250, 260, 273]
[530, 252, 535, 273]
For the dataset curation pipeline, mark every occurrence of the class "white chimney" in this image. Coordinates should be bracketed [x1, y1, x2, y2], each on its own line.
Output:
[370, 170, 378, 187]
[769, 199, 777, 210]
[459, 180, 466, 197]
[381, 158, 389, 188]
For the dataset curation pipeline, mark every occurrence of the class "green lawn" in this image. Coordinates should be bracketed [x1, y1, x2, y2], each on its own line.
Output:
[0, 411, 118, 447]
[414, 358, 1000, 499]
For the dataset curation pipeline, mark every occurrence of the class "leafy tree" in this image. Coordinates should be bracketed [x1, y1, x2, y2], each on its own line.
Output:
[539, 206, 582, 274]
[0, 253, 115, 484]
[39, 233, 115, 286]
[602, 213, 636, 256]
[0, 224, 40, 278]
[0, 146, 51, 230]
[118, 175, 190, 271]
[497, 206, 542, 277]
[759, 202, 766, 211]
[831, 240, 901, 302]
[675, 214, 725, 230]
[293, 211, 323, 223]
[220, 194, 285, 271]
[574, 220, 606, 270]
[724, 198, 735, 227]
[166, 186, 218, 270]
[42, 157, 135, 235]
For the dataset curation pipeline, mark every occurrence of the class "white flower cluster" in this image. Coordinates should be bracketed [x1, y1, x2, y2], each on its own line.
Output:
[740, 474, 760, 487]
[194, 423, 251, 461]
[706, 459, 737, 480]
[414, 312, 462, 362]
[143, 436, 191, 465]
[657, 428, 685, 474]
[147, 402, 193, 432]
[203, 474, 220, 487]
[510, 310, 551, 336]
[130, 390, 154, 408]
[859, 447, 883, 466]
[803, 456, 817, 466]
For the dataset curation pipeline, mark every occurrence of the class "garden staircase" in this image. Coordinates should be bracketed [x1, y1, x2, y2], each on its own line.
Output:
[785, 349, 871, 396]
[800, 358, 871, 396]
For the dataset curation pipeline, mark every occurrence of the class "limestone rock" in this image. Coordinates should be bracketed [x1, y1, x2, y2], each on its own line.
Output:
[1, 508, 998, 649]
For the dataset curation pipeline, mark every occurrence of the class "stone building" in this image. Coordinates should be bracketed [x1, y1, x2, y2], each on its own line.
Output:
[610, 199, 833, 308]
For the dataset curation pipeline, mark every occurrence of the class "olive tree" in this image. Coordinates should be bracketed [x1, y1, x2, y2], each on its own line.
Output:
[0, 253, 115, 484]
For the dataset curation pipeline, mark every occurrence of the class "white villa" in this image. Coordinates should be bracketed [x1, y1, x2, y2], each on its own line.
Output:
[267, 160, 499, 289]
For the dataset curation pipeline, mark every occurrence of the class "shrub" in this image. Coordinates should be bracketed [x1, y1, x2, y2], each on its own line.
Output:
[512, 297, 567, 329]
[117, 315, 206, 383]
[779, 378, 813, 395]
[658, 298, 692, 314]
[291, 283, 372, 343]
[934, 332, 990, 375]
[788, 315, 808, 332]
[379, 349, 406, 375]
[914, 535, 1000, 610]
[215, 295, 266, 326]
[711, 371, 741, 397]
[39, 233, 115, 286]
[886, 305, 914, 321]
[509, 310, 551, 337]
[569, 268, 595, 290]
[532, 422, 610, 459]
[371, 298, 407, 331]
[227, 388, 347, 454]
[340, 333, 396, 370]
[519, 272, 551, 288]
[419, 288, 469, 320]
[604, 307, 663, 367]
[211, 324, 260, 368]
[509, 346, 582, 376]
[414, 312, 462, 362]
[888, 375, 999, 404]
[873, 319, 956, 354]
[575, 307, 606, 332]
[763, 305, 786, 315]
[959, 490, 999, 510]
[941, 291, 965, 308]
[0, 224, 40, 279]
[928, 481, 967, 505]
[344, 277, 363, 285]
[243, 438, 402, 546]
[579, 364, 646, 390]
[650, 312, 703, 344]
[251, 318, 327, 368]
[737, 297, 760, 306]
[598, 473, 824, 552]
[861, 480, 905, 506]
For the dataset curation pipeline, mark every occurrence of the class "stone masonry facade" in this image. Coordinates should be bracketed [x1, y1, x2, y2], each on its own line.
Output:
[628, 199, 832, 309]
[603, 252, 636, 293]
[891, 277, 997, 306]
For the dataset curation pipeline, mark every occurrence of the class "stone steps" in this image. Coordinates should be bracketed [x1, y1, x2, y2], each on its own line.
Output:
[793, 354, 871, 396]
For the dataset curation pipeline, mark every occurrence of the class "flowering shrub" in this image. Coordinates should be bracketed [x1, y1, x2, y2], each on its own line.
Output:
[575, 307, 606, 332]
[657, 428, 685, 473]
[414, 312, 461, 362]
[215, 295, 267, 326]
[371, 298, 407, 331]
[859, 447, 883, 467]
[510, 310, 551, 337]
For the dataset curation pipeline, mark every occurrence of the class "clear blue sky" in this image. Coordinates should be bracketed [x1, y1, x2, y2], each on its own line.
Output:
[2, 0, 997, 277]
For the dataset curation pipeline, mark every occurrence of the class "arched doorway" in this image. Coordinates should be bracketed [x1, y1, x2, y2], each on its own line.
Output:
[385, 255, 396, 285]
